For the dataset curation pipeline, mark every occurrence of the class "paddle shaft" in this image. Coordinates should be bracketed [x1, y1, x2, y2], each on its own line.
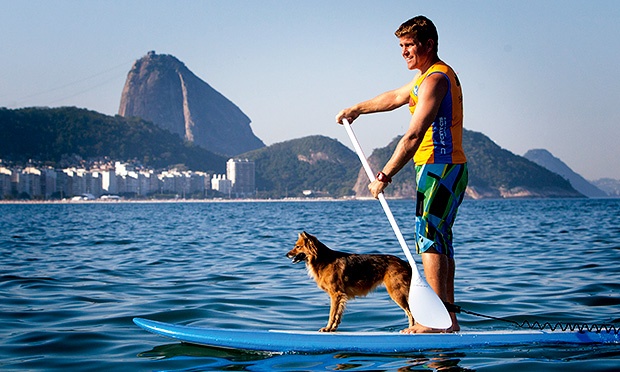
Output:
[342, 120, 420, 280]
[343, 119, 453, 328]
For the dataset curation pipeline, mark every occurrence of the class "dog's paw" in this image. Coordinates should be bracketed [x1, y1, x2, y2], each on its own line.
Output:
[319, 326, 336, 332]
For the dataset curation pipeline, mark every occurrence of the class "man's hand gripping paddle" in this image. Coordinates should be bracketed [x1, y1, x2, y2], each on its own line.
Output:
[343, 119, 452, 329]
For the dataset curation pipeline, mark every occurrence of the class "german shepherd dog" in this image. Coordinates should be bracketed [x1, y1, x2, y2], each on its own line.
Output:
[286, 231, 413, 332]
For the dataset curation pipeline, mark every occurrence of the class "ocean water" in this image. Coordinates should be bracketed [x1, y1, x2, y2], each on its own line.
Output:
[1, 198, 619, 371]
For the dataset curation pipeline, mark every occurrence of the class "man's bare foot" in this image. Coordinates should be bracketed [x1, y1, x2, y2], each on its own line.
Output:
[400, 322, 460, 334]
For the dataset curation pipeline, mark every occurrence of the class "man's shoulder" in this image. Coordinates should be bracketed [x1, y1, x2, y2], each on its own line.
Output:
[420, 71, 449, 91]
[430, 61, 456, 74]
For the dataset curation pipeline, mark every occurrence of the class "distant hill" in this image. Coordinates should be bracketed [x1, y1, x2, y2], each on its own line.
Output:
[524, 149, 607, 197]
[353, 129, 582, 199]
[240, 135, 360, 198]
[462, 131, 582, 198]
[118, 52, 265, 156]
[0, 106, 227, 172]
[592, 178, 620, 197]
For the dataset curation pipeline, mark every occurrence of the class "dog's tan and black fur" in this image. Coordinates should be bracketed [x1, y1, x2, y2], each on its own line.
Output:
[286, 231, 413, 332]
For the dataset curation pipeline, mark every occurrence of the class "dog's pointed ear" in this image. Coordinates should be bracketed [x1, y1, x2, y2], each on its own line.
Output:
[301, 231, 316, 243]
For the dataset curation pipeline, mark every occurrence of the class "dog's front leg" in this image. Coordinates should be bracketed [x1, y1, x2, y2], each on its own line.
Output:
[320, 292, 347, 332]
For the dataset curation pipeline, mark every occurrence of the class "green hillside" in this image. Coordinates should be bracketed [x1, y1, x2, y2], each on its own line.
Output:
[0, 107, 226, 172]
[240, 135, 360, 198]
[462, 129, 577, 192]
[360, 129, 580, 198]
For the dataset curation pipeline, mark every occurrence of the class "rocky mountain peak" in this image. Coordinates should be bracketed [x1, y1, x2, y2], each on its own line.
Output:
[118, 51, 265, 156]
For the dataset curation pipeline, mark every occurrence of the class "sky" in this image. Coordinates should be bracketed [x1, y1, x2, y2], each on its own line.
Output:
[2, 1, 619, 181]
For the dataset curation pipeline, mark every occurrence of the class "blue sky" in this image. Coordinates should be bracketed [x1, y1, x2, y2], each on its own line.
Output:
[2, 0, 619, 180]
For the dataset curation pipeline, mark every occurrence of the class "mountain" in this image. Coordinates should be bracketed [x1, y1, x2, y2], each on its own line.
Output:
[592, 178, 620, 197]
[240, 135, 360, 198]
[0, 107, 227, 172]
[523, 149, 607, 197]
[353, 129, 582, 199]
[118, 51, 265, 157]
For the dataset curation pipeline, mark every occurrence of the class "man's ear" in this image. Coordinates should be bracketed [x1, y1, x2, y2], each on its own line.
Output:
[425, 39, 436, 53]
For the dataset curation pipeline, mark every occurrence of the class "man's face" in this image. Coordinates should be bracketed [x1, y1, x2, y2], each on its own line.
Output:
[399, 35, 431, 71]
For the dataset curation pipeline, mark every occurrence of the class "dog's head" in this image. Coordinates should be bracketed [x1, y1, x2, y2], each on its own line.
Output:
[286, 231, 319, 264]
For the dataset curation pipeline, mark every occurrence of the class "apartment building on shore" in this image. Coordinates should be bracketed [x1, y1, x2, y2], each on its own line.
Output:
[0, 158, 255, 200]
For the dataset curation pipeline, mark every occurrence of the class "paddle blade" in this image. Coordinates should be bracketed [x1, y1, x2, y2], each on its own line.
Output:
[408, 276, 452, 329]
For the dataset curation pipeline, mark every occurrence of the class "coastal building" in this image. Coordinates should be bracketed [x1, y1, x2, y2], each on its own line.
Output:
[159, 171, 177, 195]
[65, 168, 89, 197]
[211, 174, 232, 196]
[56, 170, 72, 199]
[42, 167, 58, 198]
[101, 168, 117, 195]
[189, 171, 211, 197]
[86, 171, 102, 197]
[0, 159, 230, 200]
[120, 171, 140, 195]
[19, 167, 42, 198]
[226, 158, 255, 197]
[138, 170, 159, 196]
[0, 167, 12, 197]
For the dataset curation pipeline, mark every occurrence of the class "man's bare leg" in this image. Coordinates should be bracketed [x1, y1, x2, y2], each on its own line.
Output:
[402, 251, 459, 333]
[446, 256, 459, 331]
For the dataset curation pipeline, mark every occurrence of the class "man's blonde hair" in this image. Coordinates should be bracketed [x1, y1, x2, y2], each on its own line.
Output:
[395, 16, 438, 53]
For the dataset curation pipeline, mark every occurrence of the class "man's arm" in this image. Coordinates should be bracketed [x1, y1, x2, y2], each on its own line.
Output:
[335, 79, 416, 124]
[369, 73, 448, 197]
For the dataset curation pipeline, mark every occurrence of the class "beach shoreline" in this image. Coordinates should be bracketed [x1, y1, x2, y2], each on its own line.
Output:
[0, 196, 367, 205]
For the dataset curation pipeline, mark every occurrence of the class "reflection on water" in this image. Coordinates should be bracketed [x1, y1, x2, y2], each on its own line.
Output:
[136, 342, 473, 371]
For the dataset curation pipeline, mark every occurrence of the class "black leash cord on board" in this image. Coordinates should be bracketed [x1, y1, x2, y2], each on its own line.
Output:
[444, 303, 620, 335]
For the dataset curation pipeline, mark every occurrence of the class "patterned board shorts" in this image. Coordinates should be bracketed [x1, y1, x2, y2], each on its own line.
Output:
[415, 163, 468, 258]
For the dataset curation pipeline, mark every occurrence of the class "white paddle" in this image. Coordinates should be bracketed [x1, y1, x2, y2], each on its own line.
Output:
[342, 119, 452, 329]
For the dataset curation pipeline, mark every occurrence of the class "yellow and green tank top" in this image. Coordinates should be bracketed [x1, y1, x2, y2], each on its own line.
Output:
[409, 61, 466, 165]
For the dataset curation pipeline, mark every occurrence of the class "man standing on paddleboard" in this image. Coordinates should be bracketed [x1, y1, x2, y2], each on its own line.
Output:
[336, 16, 468, 333]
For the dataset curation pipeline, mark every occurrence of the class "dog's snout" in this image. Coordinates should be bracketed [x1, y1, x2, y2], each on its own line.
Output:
[286, 247, 306, 264]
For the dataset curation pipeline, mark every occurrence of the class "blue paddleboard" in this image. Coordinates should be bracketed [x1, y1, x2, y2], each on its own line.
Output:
[133, 318, 619, 353]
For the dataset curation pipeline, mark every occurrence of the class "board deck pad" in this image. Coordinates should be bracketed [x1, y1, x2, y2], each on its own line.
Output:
[133, 318, 619, 353]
